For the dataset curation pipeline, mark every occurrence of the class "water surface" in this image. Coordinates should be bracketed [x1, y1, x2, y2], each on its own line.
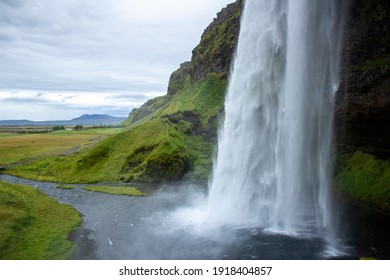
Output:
[1, 174, 388, 260]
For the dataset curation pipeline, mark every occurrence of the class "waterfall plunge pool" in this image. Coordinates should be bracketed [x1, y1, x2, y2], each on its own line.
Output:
[1, 174, 388, 260]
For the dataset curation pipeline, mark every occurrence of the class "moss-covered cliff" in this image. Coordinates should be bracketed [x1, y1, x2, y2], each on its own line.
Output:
[335, 0, 389, 151]
[334, 0, 390, 212]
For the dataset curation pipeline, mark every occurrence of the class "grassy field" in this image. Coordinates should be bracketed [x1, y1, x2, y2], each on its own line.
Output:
[0, 127, 121, 166]
[0, 181, 81, 259]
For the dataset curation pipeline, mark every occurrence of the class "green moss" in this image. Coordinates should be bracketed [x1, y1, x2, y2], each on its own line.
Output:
[121, 95, 170, 126]
[82, 186, 143, 196]
[176, 120, 194, 135]
[335, 151, 390, 212]
[184, 135, 214, 180]
[77, 144, 110, 169]
[192, 5, 241, 78]
[350, 57, 390, 71]
[0, 181, 81, 259]
[162, 73, 226, 126]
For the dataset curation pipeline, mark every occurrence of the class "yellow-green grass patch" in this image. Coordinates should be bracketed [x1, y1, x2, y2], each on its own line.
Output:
[82, 186, 144, 196]
[0, 128, 121, 165]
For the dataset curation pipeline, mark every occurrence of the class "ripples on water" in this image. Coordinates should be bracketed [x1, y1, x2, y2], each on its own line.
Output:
[1, 175, 388, 259]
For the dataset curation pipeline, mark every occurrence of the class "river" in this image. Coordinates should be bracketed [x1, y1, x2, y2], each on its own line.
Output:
[1, 174, 389, 260]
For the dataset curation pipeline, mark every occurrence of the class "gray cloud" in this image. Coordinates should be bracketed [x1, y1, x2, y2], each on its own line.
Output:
[1, 97, 49, 103]
[63, 95, 76, 100]
[0, 0, 233, 120]
[105, 92, 159, 101]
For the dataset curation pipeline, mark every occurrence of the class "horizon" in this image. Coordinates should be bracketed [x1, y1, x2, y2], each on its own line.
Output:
[0, 113, 127, 122]
[0, 0, 234, 121]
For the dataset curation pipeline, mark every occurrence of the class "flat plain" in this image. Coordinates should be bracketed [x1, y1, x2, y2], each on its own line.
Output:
[0, 127, 121, 166]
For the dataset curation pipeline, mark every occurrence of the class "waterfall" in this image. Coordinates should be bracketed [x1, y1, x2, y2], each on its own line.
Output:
[206, 0, 345, 244]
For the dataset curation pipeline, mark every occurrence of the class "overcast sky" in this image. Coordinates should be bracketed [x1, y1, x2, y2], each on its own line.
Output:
[0, 0, 234, 120]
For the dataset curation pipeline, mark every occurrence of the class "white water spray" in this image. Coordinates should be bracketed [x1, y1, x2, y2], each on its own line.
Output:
[206, 0, 345, 246]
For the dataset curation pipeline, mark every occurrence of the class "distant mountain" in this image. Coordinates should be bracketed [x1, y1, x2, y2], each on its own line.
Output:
[0, 114, 126, 126]
[69, 114, 126, 125]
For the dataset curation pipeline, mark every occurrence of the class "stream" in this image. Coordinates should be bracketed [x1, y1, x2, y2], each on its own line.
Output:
[1, 174, 389, 260]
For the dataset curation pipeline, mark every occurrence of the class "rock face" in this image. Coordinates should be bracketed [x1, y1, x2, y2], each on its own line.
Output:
[335, 0, 390, 153]
[167, 62, 192, 96]
[334, 0, 390, 212]
[190, 0, 243, 82]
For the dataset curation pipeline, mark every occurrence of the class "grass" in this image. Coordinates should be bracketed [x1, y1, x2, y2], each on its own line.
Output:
[0, 127, 121, 166]
[159, 74, 226, 127]
[335, 151, 390, 212]
[0, 181, 81, 259]
[82, 186, 144, 196]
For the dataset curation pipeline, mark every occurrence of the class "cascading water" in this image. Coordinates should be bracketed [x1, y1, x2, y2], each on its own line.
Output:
[206, 0, 345, 247]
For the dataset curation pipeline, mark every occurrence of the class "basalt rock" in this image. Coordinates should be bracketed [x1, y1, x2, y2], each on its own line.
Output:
[335, 0, 390, 155]
[334, 0, 390, 212]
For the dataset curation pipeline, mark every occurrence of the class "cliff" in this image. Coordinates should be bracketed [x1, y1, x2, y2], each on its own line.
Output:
[334, 0, 390, 212]
[123, 0, 242, 127]
[335, 0, 389, 153]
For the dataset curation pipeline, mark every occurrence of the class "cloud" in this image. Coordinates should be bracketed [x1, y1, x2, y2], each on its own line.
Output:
[104, 92, 163, 101]
[63, 95, 76, 100]
[0, 89, 163, 120]
[0, 0, 234, 120]
[1, 97, 49, 103]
